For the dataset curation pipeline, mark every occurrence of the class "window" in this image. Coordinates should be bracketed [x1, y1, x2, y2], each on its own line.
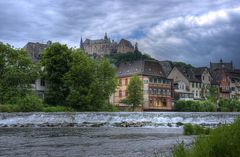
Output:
[119, 90, 122, 98]
[144, 80, 149, 84]
[150, 78, 153, 83]
[119, 79, 122, 86]
[125, 79, 128, 85]
[154, 78, 158, 83]
[192, 83, 194, 88]
[40, 79, 45, 86]
[202, 76, 205, 81]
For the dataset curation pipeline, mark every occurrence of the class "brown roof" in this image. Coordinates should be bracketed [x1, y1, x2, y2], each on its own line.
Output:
[118, 39, 134, 49]
[117, 60, 166, 78]
[175, 66, 201, 82]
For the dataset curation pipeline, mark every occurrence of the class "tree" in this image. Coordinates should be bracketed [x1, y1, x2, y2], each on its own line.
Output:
[64, 50, 94, 110]
[41, 43, 72, 105]
[207, 86, 219, 103]
[90, 58, 117, 110]
[126, 75, 143, 111]
[64, 51, 117, 111]
[0, 43, 38, 104]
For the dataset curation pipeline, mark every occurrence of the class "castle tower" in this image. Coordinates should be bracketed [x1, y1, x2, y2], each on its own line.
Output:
[80, 37, 84, 50]
[134, 42, 139, 53]
[104, 32, 108, 40]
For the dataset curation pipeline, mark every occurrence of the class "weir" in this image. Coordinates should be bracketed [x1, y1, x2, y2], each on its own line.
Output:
[0, 112, 239, 128]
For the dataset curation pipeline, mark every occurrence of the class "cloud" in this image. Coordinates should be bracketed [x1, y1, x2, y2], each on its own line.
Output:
[0, 0, 240, 67]
[138, 6, 240, 67]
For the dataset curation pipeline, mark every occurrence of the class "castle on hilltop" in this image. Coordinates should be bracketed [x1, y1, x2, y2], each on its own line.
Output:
[80, 33, 136, 56]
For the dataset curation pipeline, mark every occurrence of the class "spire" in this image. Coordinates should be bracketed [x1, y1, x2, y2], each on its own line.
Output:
[134, 42, 139, 53]
[220, 58, 223, 63]
[104, 32, 108, 40]
[80, 37, 84, 50]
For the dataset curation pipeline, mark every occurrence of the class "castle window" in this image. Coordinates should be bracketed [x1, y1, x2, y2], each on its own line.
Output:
[40, 79, 45, 86]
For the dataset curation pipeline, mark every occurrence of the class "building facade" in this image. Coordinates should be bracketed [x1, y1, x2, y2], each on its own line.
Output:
[113, 60, 173, 111]
[80, 33, 135, 56]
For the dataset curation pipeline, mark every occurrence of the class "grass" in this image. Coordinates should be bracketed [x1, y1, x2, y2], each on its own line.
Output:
[183, 124, 211, 135]
[168, 118, 240, 157]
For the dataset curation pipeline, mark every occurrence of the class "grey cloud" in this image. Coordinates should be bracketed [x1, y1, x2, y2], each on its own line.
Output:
[0, 0, 240, 67]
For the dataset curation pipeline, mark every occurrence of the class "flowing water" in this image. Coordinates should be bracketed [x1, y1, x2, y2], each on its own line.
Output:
[0, 112, 239, 157]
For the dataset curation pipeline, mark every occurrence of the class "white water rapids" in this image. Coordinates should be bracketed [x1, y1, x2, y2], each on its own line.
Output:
[0, 112, 239, 127]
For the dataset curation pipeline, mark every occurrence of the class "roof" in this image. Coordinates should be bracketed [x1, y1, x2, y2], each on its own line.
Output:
[159, 61, 173, 76]
[118, 39, 134, 48]
[175, 66, 201, 82]
[117, 60, 166, 78]
[83, 38, 110, 44]
[210, 61, 233, 72]
[24, 42, 48, 62]
[211, 69, 227, 85]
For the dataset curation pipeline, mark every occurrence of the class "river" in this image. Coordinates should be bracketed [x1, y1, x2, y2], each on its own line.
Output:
[0, 112, 239, 157]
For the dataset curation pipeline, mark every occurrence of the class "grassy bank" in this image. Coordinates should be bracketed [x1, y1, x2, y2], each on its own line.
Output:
[167, 118, 240, 157]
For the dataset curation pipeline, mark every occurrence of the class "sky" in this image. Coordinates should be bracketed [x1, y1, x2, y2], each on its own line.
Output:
[0, 0, 240, 68]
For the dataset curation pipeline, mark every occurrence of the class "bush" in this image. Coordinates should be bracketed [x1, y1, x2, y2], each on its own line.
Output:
[170, 118, 240, 157]
[43, 106, 74, 112]
[175, 100, 217, 112]
[15, 94, 44, 112]
[218, 99, 240, 112]
[0, 104, 18, 112]
[183, 123, 211, 135]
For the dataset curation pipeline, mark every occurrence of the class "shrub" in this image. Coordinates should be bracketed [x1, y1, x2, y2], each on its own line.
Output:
[175, 100, 216, 112]
[183, 123, 211, 135]
[170, 118, 240, 157]
[0, 104, 18, 112]
[43, 106, 74, 112]
[15, 94, 44, 112]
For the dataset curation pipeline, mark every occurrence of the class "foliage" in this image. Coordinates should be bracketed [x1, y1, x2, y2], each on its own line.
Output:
[125, 75, 143, 111]
[218, 99, 240, 112]
[89, 58, 117, 111]
[15, 94, 44, 112]
[175, 100, 217, 112]
[169, 118, 240, 157]
[183, 123, 211, 135]
[105, 51, 153, 66]
[207, 87, 219, 103]
[64, 50, 117, 111]
[43, 106, 74, 112]
[172, 61, 194, 69]
[41, 43, 72, 105]
[64, 50, 94, 110]
[0, 104, 18, 112]
[0, 43, 39, 104]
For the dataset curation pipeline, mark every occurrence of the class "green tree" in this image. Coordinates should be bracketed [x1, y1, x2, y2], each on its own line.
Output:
[64, 50, 94, 110]
[126, 75, 143, 111]
[41, 43, 72, 105]
[0, 43, 38, 104]
[64, 51, 117, 111]
[207, 86, 219, 103]
[90, 58, 117, 110]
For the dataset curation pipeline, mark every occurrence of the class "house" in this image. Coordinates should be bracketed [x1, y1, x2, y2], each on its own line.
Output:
[168, 66, 203, 100]
[113, 60, 173, 111]
[24, 41, 50, 99]
[211, 69, 231, 99]
[193, 67, 212, 98]
[228, 70, 240, 99]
